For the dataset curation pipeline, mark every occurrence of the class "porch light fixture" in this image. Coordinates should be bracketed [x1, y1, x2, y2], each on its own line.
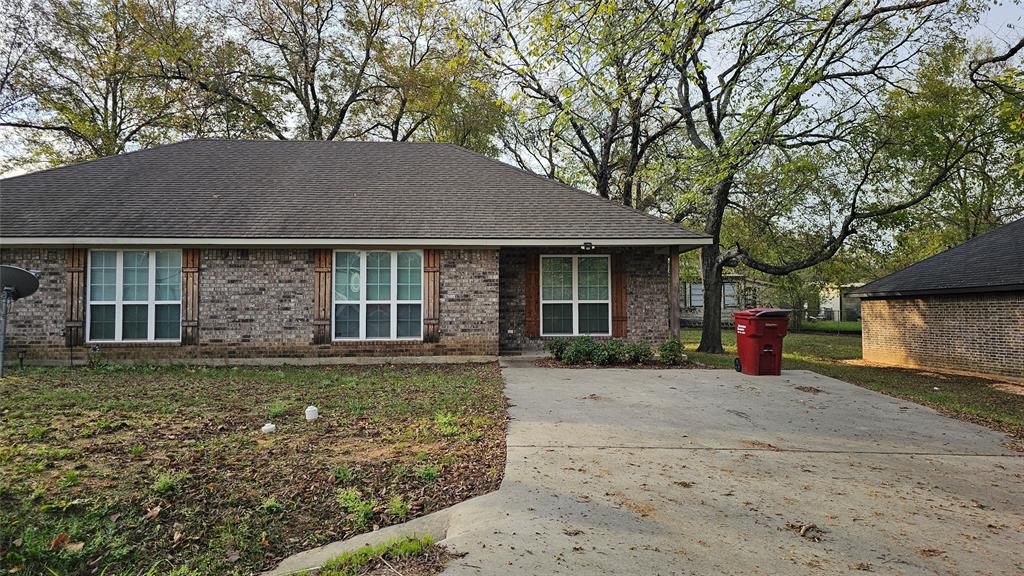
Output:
[580, 242, 594, 251]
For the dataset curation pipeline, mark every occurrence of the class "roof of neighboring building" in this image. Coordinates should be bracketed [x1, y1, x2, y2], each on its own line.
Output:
[0, 140, 708, 247]
[849, 217, 1024, 298]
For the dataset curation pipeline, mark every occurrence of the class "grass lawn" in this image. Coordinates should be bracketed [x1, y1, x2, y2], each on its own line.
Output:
[682, 328, 1024, 437]
[791, 320, 862, 334]
[0, 363, 506, 575]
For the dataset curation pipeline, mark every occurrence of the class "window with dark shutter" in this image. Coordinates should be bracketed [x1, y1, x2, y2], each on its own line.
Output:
[181, 249, 200, 345]
[65, 248, 87, 347]
[611, 254, 627, 337]
[525, 253, 540, 338]
[313, 249, 333, 344]
[423, 249, 440, 342]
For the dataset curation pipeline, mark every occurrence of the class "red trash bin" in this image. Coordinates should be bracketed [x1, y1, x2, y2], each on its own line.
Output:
[732, 308, 791, 376]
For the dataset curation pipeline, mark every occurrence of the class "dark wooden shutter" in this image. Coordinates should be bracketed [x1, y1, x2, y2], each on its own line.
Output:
[181, 249, 201, 345]
[525, 253, 540, 338]
[423, 249, 441, 342]
[65, 248, 87, 347]
[611, 253, 627, 338]
[313, 249, 332, 344]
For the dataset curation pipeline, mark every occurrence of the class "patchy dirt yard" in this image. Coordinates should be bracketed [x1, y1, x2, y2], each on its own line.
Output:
[0, 363, 507, 575]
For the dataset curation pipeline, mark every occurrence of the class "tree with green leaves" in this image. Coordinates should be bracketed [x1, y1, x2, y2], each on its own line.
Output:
[659, 0, 991, 353]
[0, 0, 191, 164]
[467, 0, 685, 207]
[148, 0, 504, 150]
[971, 35, 1024, 174]
[873, 39, 1024, 270]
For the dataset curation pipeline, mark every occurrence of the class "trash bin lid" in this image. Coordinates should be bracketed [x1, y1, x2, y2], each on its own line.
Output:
[732, 307, 792, 318]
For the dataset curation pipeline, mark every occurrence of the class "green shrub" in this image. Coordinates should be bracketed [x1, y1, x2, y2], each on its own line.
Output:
[544, 338, 571, 361]
[658, 338, 685, 366]
[625, 341, 654, 365]
[603, 340, 627, 364]
[591, 343, 611, 365]
[562, 336, 599, 365]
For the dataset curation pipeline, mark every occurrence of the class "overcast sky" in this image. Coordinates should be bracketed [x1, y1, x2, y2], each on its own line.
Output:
[973, 1, 1023, 45]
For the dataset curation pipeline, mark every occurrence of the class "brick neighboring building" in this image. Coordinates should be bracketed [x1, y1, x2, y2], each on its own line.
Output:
[0, 140, 709, 365]
[851, 218, 1024, 378]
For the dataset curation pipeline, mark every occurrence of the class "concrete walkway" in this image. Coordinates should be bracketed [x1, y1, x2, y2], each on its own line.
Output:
[437, 365, 1024, 575]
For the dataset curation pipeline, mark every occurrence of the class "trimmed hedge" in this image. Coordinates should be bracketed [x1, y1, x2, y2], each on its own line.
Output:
[624, 341, 654, 365]
[544, 338, 571, 361]
[544, 337, 685, 366]
[658, 338, 685, 365]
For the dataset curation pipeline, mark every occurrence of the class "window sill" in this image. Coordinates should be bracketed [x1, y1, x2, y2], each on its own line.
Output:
[331, 338, 426, 344]
[86, 340, 182, 346]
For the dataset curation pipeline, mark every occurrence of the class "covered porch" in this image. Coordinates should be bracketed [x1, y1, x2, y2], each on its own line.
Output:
[496, 245, 693, 354]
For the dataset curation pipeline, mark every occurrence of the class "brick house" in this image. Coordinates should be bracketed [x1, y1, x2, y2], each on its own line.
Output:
[850, 218, 1024, 378]
[0, 140, 709, 365]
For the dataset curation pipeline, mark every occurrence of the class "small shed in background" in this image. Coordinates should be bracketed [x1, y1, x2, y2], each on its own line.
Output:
[850, 218, 1024, 378]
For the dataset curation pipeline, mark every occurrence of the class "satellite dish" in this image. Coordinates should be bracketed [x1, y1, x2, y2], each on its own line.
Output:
[1, 265, 40, 300]
[1, 265, 42, 377]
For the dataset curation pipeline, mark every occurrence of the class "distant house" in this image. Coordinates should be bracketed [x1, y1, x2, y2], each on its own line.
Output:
[850, 218, 1023, 378]
[815, 283, 864, 322]
[681, 274, 775, 326]
[0, 140, 710, 365]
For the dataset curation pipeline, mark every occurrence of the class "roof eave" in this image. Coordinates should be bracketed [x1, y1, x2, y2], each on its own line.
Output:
[850, 284, 1024, 299]
[0, 236, 713, 248]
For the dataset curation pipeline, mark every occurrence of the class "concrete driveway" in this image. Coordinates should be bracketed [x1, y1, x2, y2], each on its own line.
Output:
[439, 364, 1024, 575]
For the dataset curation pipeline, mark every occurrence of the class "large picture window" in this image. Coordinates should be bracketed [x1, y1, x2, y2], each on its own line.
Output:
[333, 250, 423, 340]
[540, 255, 611, 336]
[87, 250, 182, 342]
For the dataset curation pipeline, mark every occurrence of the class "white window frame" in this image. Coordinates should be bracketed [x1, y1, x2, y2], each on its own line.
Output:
[86, 249, 182, 343]
[689, 283, 704, 308]
[332, 250, 424, 341]
[539, 254, 612, 337]
[723, 282, 739, 309]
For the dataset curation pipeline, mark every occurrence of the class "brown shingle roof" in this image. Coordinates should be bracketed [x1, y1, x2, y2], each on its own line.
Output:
[0, 140, 707, 245]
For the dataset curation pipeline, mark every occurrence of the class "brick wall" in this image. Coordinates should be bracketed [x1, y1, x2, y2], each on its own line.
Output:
[861, 292, 1024, 378]
[0, 247, 499, 363]
[0, 249, 66, 352]
[498, 247, 670, 352]
[200, 249, 315, 347]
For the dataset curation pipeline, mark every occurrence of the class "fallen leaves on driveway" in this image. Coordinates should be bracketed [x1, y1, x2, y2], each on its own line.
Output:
[742, 439, 781, 451]
[785, 522, 826, 542]
[918, 548, 946, 557]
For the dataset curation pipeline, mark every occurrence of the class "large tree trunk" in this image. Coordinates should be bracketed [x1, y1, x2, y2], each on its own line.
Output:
[697, 243, 724, 353]
[696, 177, 732, 354]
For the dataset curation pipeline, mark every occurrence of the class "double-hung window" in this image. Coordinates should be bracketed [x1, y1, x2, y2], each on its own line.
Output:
[333, 250, 423, 340]
[540, 255, 611, 336]
[87, 250, 182, 342]
[689, 283, 704, 308]
[723, 282, 738, 308]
